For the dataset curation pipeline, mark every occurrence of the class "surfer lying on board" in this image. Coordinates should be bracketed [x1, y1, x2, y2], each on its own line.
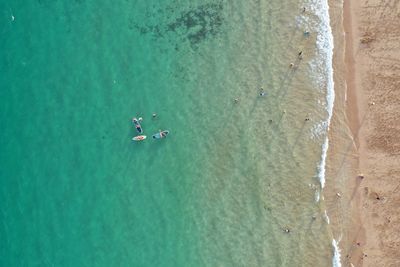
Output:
[132, 117, 143, 133]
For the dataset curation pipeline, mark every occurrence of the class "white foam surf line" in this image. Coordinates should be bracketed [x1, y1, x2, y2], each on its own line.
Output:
[323, 210, 330, 224]
[320, 1, 342, 266]
[332, 239, 342, 267]
[308, 1, 341, 266]
[309, 0, 335, 190]
[317, 137, 329, 189]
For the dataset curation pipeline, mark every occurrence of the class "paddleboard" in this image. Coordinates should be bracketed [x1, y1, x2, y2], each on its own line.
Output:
[132, 117, 143, 133]
[132, 135, 147, 141]
[152, 130, 169, 139]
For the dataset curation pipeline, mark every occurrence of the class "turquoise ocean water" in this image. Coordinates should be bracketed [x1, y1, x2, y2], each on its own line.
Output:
[1, 0, 339, 266]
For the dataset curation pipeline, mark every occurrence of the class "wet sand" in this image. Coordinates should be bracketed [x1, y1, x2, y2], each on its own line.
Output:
[329, 0, 400, 266]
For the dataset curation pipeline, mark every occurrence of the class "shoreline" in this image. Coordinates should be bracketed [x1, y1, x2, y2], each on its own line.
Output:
[328, 0, 400, 266]
[325, 0, 356, 266]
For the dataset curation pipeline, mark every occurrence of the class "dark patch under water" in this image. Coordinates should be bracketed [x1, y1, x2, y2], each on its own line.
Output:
[132, 2, 224, 49]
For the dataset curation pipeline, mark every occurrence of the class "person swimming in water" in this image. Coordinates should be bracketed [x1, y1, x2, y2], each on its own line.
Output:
[259, 88, 266, 97]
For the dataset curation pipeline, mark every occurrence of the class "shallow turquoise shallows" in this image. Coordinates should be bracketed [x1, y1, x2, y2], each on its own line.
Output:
[1, 0, 335, 266]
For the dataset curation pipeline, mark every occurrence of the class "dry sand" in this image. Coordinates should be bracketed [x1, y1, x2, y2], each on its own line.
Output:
[335, 0, 400, 266]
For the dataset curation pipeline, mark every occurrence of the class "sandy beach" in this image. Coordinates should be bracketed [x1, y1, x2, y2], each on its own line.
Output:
[329, 0, 400, 266]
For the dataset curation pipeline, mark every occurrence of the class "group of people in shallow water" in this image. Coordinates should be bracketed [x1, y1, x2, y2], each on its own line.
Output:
[233, 87, 266, 104]
[233, 47, 306, 105]
[235, 6, 317, 237]
[234, 7, 311, 104]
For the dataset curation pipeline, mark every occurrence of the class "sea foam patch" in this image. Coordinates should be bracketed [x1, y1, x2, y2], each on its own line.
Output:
[332, 239, 342, 267]
[310, 1, 342, 265]
[299, 0, 335, 191]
